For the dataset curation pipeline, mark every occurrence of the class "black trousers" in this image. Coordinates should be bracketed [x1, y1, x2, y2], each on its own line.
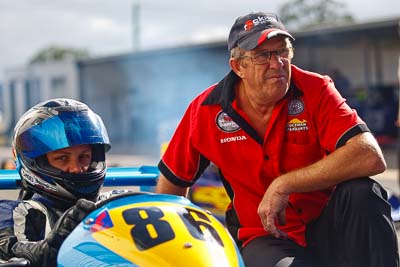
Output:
[241, 177, 399, 267]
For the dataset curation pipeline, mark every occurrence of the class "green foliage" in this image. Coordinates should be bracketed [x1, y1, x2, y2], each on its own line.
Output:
[279, 0, 354, 30]
[29, 45, 90, 64]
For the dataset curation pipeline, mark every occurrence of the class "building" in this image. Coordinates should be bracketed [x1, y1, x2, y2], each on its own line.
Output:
[78, 43, 230, 156]
[293, 17, 400, 140]
[0, 55, 80, 143]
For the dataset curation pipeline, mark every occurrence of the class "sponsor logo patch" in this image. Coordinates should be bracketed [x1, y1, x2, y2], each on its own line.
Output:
[220, 135, 247, 144]
[287, 118, 309, 132]
[216, 111, 240, 133]
[288, 98, 304, 115]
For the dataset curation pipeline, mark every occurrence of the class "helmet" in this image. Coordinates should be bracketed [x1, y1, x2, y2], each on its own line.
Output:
[12, 98, 111, 205]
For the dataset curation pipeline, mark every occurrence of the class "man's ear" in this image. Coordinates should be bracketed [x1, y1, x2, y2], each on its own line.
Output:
[230, 58, 244, 78]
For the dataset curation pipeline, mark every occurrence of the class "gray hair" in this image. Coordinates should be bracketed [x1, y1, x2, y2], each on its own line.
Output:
[230, 47, 246, 60]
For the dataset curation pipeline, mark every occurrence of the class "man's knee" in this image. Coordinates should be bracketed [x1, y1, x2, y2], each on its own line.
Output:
[334, 177, 389, 215]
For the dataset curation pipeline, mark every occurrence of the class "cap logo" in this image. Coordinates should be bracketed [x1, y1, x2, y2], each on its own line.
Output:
[244, 20, 254, 31]
[243, 15, 278, 31]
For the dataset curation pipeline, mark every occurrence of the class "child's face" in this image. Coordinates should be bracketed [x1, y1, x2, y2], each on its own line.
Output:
[46, 144, 92, 173]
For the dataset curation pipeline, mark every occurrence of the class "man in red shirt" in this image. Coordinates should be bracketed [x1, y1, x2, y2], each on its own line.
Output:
[156, 11, 399, 266]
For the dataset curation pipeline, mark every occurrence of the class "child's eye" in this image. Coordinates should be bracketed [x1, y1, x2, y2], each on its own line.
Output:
[55, 155, 68, 162]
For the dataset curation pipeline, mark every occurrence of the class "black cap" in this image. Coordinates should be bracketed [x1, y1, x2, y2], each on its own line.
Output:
[228, 12, 294, 51]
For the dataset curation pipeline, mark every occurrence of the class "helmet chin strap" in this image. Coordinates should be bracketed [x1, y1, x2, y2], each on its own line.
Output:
[18, 187, 34, 201]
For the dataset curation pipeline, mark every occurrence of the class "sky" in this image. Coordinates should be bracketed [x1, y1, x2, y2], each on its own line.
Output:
[0, 0, 399, 80]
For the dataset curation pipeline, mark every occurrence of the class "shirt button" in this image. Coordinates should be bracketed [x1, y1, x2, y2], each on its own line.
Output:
[264, 155, 269, 160]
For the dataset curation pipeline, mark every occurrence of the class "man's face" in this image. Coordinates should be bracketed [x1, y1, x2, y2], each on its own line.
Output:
[237, 36, 293, 102]
[46, 144, 92, 173]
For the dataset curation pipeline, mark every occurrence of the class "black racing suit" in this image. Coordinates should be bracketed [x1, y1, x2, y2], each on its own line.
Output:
[0, 194, 66, 263]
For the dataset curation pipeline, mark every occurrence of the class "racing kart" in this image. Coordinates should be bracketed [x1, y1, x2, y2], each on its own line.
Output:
[0, 167, 244, 266]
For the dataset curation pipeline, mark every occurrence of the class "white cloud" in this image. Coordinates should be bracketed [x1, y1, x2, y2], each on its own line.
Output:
[190, 26, 229, 44]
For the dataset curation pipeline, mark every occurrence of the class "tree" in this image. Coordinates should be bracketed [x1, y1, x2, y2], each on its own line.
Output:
[278, 0, 354, 30]
[29, 45, 90, 64]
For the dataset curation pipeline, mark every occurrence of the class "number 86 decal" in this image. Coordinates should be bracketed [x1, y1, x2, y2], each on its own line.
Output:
[122, 206, 223, 250]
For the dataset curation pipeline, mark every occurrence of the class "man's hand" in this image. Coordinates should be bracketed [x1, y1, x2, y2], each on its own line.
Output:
[11, 199, 96, 267]
[257, 179, 290, 239]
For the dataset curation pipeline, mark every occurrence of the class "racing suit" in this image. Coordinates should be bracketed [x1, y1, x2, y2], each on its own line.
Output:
[0, 190, 124, 266]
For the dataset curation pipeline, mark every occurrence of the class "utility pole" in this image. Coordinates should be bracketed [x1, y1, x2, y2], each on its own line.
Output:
[132, 0, 140, 51]
[397, 55, 400, 189]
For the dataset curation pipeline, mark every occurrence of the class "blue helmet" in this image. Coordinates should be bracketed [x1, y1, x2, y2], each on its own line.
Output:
[12, 98, 111, 205]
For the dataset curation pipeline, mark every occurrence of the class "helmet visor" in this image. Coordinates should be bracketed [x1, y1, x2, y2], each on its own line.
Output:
[17, 110, 110, 159]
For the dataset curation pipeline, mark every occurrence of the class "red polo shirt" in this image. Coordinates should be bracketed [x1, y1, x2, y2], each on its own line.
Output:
[159, 65, 368, 247]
